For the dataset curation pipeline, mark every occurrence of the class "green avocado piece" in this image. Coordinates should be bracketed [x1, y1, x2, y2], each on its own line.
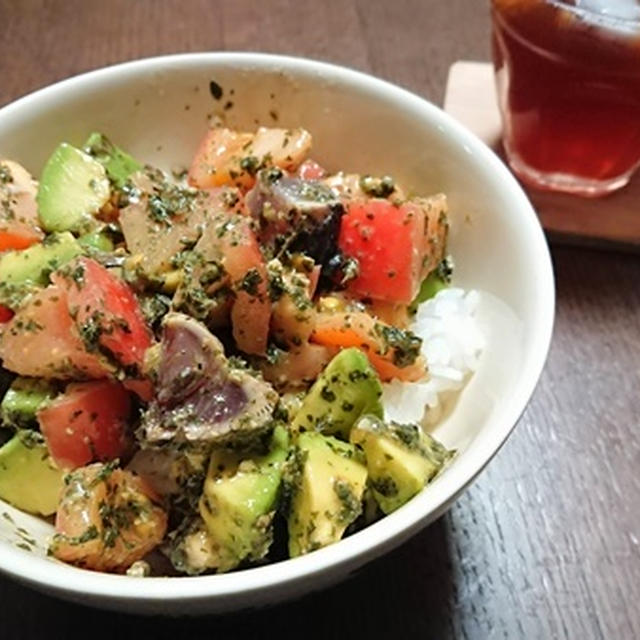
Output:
[409, 256, 454, 312]
[37, 142, 110, 233]
[287, 431, 367, 557]
[83, 132, 141, 189]
[1, 378, 57, 428]
[0, 430, 64, 516]
[78, 228, 114, 253]
[0, 232, 82, 290]
[290, 348, 383, 440]
[410, 271, 447, 312]
[350, 415, 453, 514]
[199, 425, 289, 572]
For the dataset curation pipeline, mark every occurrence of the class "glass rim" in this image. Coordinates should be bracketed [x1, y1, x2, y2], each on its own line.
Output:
[547, 0, 640, 26]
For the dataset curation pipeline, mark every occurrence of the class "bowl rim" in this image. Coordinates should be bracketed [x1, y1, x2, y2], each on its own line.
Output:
[0, 51, 555, 606]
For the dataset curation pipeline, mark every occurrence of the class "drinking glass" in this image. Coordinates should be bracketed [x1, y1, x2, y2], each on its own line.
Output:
[491, 0, 640, 197]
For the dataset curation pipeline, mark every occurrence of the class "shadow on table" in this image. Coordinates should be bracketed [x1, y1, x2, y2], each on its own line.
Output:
[0, 516, 456, 640]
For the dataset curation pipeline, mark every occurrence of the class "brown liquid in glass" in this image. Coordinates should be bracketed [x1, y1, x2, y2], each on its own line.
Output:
[492, 0, 640, 188]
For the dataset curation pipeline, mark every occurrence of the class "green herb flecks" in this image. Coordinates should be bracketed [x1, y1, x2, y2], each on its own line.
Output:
[0, 164, 13, 185]
[371, 476, 399, 498]
[240, 156, 260, 176]
[374, 324, 422, 368]
[333, 479, 362, 525]
[436, 256, 454, 283]
[359, 174, 395, 198]
[239, 268, 263, 296]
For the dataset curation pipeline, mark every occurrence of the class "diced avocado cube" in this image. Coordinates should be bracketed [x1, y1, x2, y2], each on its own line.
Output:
[0, 430, 64, 516]
[410, 271, 447, 312]
[291, 348, 383, 440]
[83, 132, 141, 188]
[1, 377, 57, 428]
[287, 431, 367, 557]
[350, 415, 453, 514]
[0, 232, 82, 289]
[199, 425, 289, 572]
[78, 228, 114, 253]
[36, 143, 110, 232]
[409, 256, 454, 312]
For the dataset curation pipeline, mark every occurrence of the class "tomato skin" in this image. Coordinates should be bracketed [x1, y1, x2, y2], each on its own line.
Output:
[0, 285, 112, 379]
[0, 225, 42, 251]
[54, 257, 152, 370]
[38, 380, 132, 470]
[199, 214, 271, 355]
[0, 305, 13, 323]
[338, 199, 426, 304]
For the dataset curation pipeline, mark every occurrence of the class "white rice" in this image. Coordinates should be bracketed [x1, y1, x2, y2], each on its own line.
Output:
[382, 288, 485, 426]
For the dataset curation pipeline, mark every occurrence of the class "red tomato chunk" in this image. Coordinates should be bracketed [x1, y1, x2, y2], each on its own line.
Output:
[0, 285, 112, 380]
[38, 380, 132, 470]
[339, 198, 447, 305]
[338, 200, 426, 304]
[0, 305, 14, 323]
[53, 257, 152, 371]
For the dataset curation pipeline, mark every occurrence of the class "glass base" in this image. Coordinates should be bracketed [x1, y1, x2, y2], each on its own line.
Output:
[503, 145, 636, 198]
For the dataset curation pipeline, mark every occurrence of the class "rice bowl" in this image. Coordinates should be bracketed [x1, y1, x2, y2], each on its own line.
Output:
[0, 53, 554, 614]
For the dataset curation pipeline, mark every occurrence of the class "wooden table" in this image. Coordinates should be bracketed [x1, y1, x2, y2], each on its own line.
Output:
[1, 1, 639, 638]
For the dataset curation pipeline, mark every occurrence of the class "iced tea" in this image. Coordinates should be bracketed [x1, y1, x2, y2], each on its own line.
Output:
[491, 0, 640, 196]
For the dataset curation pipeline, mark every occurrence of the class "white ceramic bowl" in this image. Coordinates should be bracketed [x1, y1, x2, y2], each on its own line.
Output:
[0, 53, 554, 614]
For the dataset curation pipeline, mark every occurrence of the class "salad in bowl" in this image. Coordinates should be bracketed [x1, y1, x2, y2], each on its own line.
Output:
[0, 122, 482, 576]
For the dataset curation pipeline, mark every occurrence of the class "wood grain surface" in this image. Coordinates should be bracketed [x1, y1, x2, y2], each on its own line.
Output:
[1, 1, 639, 638]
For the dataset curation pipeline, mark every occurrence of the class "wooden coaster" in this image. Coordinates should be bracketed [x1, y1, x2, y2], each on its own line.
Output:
[444, 61, 640, 250]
